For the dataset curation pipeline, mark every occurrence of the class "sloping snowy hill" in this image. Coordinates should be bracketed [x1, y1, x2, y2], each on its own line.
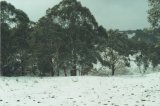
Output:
[0, 73, 160, 106]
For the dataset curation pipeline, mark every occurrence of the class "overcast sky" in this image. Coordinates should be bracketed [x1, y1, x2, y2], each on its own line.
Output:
[2, 0, 150, 30]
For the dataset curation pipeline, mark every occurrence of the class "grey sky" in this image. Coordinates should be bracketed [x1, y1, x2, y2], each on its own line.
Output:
[2, 0, 150, 30]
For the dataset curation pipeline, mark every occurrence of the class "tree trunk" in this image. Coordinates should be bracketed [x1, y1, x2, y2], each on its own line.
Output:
[21, 66, 25, 76]
[63, 67, 67, 77]
[51, 67, 54, 77]
[71, 68, 76, 76]
[0, 64, 2, 76]
[55, 63, 59, 76]
[79, 68, 81, 76]
[138, 66, 142, 73]
[71, 61, 77, 76]
[21, 59, 25, 76]
[111, 64, 115, 76]
[57, 69, 60, 76]
[70, 49, 77, 76]
[0, 69, 2, 76]
[39, 71, 43, 77]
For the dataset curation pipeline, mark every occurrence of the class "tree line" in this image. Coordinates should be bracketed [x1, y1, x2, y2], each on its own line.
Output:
[0, 0, 160, 76]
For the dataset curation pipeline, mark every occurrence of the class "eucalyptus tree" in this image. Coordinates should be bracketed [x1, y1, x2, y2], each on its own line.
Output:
[147, 0, 160, 68]
[1, 1, 30, 76]
[30, 16, 68, 76]
[100, 30, 130, 75]
[45, 0, 101, 76]
[148, 0, 160, 29]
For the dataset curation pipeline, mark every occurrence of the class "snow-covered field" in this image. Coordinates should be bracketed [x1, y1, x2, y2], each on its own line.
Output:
[0, 73, 160, 106]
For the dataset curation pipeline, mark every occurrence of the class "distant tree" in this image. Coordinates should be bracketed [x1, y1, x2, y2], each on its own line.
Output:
[132, 29, 157, 44]
[101, 30, 130, 76]
[135, 54, 149, 74]
[132, 39, 150, 73]
[148, 45, 160, 69]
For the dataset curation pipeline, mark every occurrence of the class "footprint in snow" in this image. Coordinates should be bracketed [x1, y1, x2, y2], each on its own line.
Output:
[67, 98, 74, 99]
[141, 99, 147, 101]
[90, 100, 95, 102]
[98, 102, 101, 104]
[110, 97, 113, 99]
[28, 96, 31, 98]
[73, 101, 76, 103]
[111, 103, 115, 105]
[113, 86, 117, 88]
[51, 96, 55, 98]
[146, 95, 150, 97]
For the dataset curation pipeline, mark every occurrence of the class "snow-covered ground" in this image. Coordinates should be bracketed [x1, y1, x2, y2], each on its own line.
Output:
[0, 72, 160, 106]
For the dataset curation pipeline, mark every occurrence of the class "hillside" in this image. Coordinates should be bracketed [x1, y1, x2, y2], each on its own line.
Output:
[120, 29, 160, 45]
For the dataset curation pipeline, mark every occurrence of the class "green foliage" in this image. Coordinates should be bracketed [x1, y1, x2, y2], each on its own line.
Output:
[30, 17, 66, 76]
[147, 0, 160, 68]
[1, 1, 30, 76]
[132, 29, 158, 44]
[148, 0, 160, 29]
[100, 29, 130, 75]
[1, 0, 160, 77]
[42, 0, 101, 76]
[148, 45, 160, 68]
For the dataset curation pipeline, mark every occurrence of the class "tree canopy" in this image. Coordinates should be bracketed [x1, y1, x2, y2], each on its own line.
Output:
[148, 0, 160, 29]
[1, 1, 30, 76]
